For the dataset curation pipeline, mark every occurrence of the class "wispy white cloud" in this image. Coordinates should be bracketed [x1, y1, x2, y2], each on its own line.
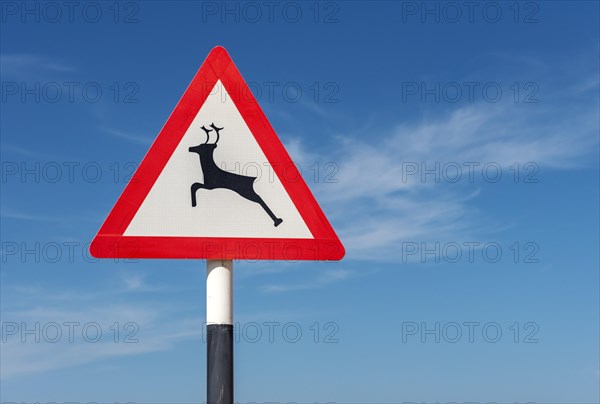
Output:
[0, 54, 76, 80]
[286, 76, 599, 263]
[0, 143, 53, 159]
[118, 272, 165, 293]
[0, 279, 200, 379]
[102, 128, 153, 145]
[0, 209, 99, 224]
[0, 303, 199, 378]
[261, 268, 355, 293]
[0, 210, 62, 222]
[0, 269, 335, 378]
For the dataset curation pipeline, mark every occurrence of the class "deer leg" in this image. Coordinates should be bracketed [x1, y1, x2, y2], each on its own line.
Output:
[247, 193, 283, 227]
[191, 182, 204, 207]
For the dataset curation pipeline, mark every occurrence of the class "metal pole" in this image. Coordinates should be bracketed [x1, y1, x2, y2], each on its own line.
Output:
[206, 259, 233, 404]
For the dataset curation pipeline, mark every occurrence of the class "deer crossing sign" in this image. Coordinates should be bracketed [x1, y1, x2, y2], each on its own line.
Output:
[90, 46, 344, 261]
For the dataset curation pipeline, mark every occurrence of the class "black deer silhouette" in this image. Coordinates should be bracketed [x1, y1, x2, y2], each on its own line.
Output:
[188, 123, 283, 227]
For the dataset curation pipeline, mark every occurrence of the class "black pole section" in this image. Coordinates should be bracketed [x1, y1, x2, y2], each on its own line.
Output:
[207, 323, 233, 404]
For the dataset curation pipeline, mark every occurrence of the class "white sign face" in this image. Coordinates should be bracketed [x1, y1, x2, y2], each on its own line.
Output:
[124, 81, 314, 239]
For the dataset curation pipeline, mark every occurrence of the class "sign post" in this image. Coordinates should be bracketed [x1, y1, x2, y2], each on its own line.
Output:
[90, 46, 344, 404]
[206, 260, 233, 403]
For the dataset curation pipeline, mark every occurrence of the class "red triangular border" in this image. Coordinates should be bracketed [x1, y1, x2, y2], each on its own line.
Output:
[90, 46, 344, 261]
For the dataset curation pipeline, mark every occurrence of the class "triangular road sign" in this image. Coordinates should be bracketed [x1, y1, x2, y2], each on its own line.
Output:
[90, 46, 344, 261]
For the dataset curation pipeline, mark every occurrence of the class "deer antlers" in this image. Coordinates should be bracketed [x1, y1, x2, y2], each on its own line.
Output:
[210, 123, 223, 143]
[200, 123, 224, 144]
[200, 126, 212, 144]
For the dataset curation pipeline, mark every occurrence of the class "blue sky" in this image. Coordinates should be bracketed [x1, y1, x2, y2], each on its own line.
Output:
[1, 1, 599, 402]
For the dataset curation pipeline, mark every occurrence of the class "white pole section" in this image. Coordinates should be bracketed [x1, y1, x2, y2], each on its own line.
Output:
[206, 259, 233, 325]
